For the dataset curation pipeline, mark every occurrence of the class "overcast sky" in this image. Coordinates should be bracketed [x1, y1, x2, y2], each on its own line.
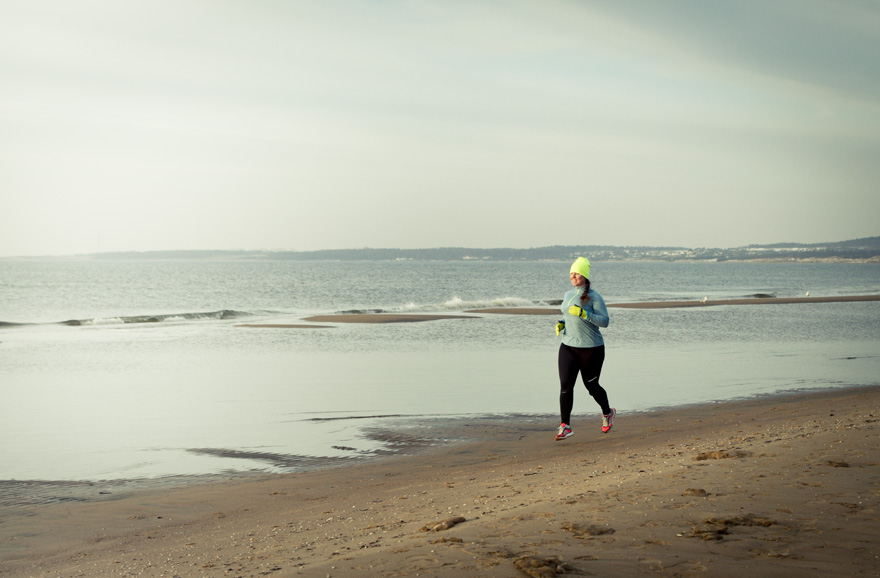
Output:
[1, 0, 878, 256]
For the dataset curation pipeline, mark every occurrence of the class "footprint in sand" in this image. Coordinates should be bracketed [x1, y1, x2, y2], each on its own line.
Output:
[680, 514, 777, 540]
[560, 522, 615, 538]
[418, 516, 466, 532]
[693, 450, 751, 461]
[513, 555, 581, 578]
[681, 488, 709, 497]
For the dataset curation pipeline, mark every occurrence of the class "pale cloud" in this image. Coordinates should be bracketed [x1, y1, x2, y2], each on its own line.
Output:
[1, 0, 878, 256]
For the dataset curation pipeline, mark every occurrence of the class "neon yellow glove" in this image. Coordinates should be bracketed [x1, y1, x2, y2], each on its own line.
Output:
[568, 305, 589, 320]
[555, 320, 565, 336]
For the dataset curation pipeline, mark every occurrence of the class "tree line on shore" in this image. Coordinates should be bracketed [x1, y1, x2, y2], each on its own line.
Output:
[52, 236, 880, 262]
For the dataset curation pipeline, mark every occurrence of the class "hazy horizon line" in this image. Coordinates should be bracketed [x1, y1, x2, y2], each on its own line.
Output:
[3, 235, 878, 260]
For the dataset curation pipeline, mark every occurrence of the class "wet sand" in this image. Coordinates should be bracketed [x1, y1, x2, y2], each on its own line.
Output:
[2, 386, 877, 577]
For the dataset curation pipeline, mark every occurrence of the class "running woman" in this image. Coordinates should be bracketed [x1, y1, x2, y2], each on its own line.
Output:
[554, 257, 615, 440]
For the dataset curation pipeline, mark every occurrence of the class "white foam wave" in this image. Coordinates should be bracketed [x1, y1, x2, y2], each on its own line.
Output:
[83, 317, 126, 325]
[443, 296, 536, 310]
[390, 296, 538, 313]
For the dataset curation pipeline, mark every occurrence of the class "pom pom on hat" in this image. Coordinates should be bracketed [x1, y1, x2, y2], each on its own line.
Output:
[570, 257, 591, 279]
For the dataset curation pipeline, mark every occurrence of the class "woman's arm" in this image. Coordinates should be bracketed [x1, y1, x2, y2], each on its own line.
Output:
[567, 291, 610, 328]
[588, 293, 610, 328]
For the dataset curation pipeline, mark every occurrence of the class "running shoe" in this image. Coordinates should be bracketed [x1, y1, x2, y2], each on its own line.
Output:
[602, 408, 616, 433]
[555, 423, 574, 441]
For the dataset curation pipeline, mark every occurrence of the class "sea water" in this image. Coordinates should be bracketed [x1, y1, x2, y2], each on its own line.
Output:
[1, 259, 878, 489]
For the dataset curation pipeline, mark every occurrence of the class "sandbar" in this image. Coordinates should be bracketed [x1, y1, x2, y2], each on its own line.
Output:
[464, 307, 558, 315]
[236, 324, 332, 329]
[608, 294, 880, 309]
[2, 386, 877, 577]
[230, 296, 880, 328]
[469, 294, 880, 315]
[302, 313, 476, 323]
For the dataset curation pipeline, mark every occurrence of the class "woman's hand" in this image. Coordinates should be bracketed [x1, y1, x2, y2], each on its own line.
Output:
[555, 320, 565, 336]
[568, 305, 589, 320]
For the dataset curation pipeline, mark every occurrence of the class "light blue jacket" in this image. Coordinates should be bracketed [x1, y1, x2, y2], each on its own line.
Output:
[560, 286, 609, 348]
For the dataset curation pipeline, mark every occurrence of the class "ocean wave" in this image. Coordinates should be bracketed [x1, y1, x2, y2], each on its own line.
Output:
[0, 310, 260, 328]
[62, 309, 255, 326]
[441, 296, 536, 310]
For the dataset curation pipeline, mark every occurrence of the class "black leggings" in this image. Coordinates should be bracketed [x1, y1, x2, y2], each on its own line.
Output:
[558, 343, 610, 424]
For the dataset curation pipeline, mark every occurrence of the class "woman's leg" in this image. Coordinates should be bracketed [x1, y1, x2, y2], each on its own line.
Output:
[557, 344, 580, 424]
[578, 346, 611, 415]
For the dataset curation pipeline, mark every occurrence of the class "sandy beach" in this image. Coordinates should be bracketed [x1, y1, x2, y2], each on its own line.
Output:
[2, 386, 877, 577]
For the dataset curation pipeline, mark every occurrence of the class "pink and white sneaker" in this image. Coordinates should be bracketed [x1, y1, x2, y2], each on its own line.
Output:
[555, 423, 574, 441]
[602, 408, 616, 433]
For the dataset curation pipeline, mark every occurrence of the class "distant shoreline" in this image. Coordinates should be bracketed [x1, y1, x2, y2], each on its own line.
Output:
[3, 256, 879, 263]
[2, 236, 878, 262]
[717, 257, 880, 264]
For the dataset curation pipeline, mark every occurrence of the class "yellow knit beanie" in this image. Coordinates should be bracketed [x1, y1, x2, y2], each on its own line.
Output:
[570, 257, 591, 279]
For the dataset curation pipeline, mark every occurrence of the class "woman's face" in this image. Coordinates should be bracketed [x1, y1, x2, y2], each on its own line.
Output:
[570, 272, 587, 287]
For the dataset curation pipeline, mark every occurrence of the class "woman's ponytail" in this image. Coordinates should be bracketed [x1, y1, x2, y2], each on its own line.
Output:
[580, 279, 591, 303]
